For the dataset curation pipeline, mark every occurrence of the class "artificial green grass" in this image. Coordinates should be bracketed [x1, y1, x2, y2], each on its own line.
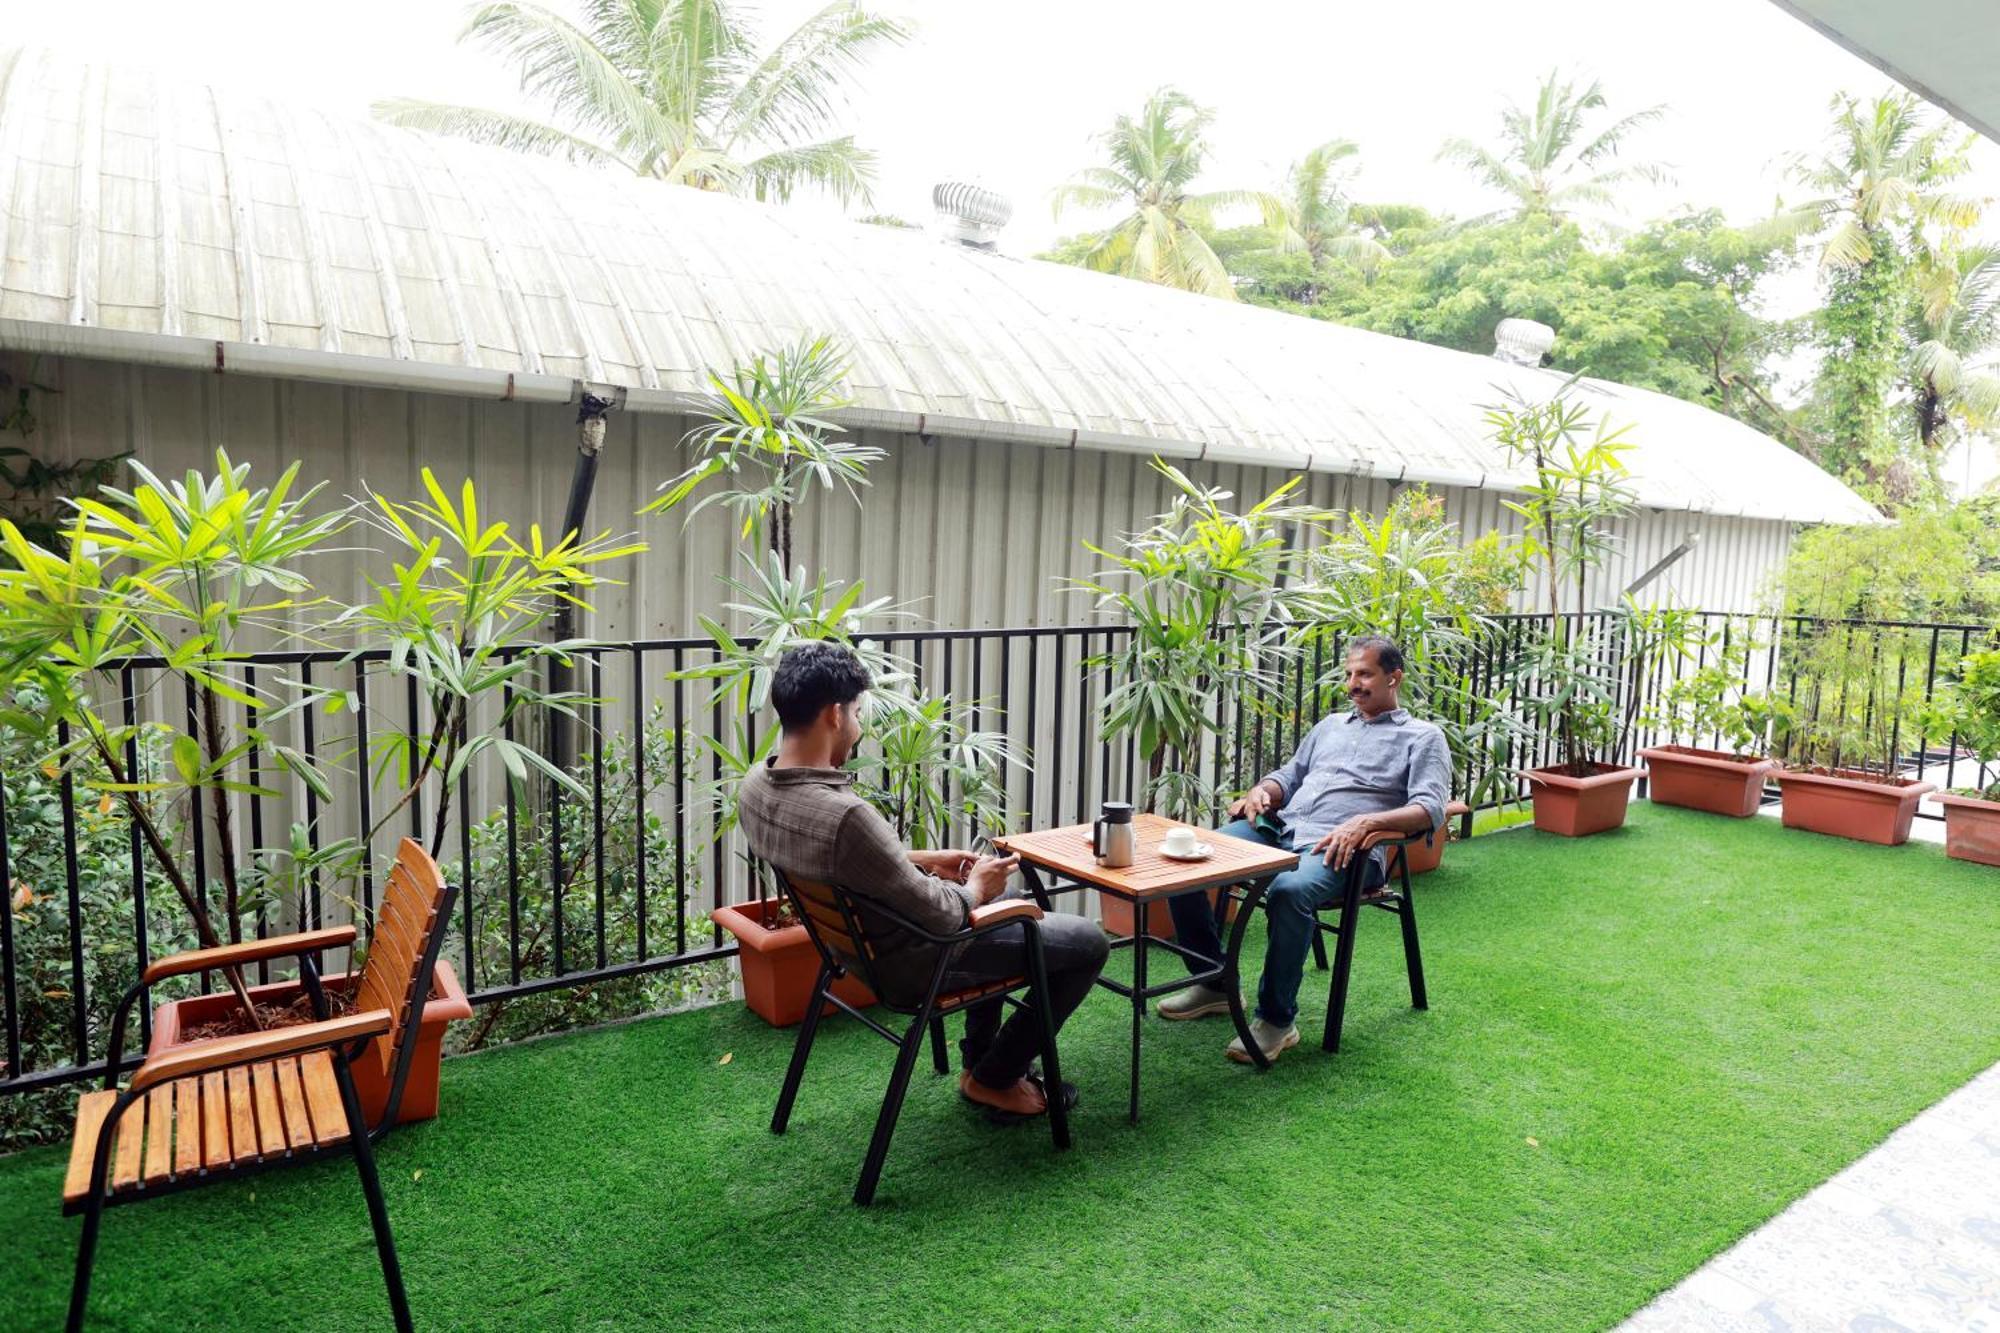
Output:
[5, 804, 1998, 1331]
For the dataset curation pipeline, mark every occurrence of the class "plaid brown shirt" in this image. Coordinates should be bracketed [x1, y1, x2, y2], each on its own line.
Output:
[737, 759, 976, 996]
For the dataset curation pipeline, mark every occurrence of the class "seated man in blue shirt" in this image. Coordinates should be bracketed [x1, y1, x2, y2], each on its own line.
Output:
[1160, 633, 1452, 1064]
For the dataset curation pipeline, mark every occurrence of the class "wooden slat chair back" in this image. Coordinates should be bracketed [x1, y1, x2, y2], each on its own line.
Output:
[348, 839, 453, 1123]
[57, 838, 456, 1333]
[764, 865, 1072, 1205]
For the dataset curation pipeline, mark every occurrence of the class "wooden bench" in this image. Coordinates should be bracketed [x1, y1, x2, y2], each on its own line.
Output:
[62, 839, 455, 1333]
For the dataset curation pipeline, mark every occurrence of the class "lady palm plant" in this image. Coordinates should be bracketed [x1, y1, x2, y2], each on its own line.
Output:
[643, 335, 880, 573]
[375, 0, 911, 205]
[337, 469, 647, 860]
[1484, 378, 1644, 775]
[1296, 488, 1526, 810]
[0, 451, 347, 1026]
[1072, 460, 1330, 820]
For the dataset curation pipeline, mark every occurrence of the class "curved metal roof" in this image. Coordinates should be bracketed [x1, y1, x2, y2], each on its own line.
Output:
[0, 47, 1880, 524]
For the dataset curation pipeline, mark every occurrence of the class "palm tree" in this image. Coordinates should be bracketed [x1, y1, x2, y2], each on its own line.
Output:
[374, 1, 911, 206]
[1275, 138, 1390, 280]
[1912, 240, 2000, 458]
[1438, 71, 1669, 222]
[1050, 88, 1283, 300]
[1782, 92, 1980, 500]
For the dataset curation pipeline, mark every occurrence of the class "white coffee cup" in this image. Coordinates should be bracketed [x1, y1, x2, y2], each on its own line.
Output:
[1160, 826, 1200, 856]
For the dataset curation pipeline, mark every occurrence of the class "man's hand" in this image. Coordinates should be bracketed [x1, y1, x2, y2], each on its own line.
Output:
[964, 853, 1020, 906]
[1228, 782, 1278, 821]
[909, 848, 978, 883]
[1312, 814, 1382, 871]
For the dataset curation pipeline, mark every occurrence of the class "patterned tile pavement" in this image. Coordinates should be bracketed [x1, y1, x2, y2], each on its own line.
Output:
[1618, 1058, 2000, 1331]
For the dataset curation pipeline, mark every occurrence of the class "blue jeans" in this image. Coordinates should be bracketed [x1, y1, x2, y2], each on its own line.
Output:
[1165, 819, 1386, 1028]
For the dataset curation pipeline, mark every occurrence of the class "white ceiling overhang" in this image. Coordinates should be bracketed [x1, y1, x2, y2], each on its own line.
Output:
[1768, 0, 2000, 142]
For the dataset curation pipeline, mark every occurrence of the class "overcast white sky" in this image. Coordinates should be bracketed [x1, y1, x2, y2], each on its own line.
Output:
[11, 0, 2000, 486]
[14, 0, 1999, 248]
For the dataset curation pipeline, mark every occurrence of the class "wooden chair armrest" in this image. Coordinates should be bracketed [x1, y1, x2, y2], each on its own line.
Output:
[128, 1009, 393, 1095]
[142, 925, 358, 985]
[969, 900, 1045, 929]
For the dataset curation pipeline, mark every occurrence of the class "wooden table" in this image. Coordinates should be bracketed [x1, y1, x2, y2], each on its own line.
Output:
[993, 813, 1297, 1122]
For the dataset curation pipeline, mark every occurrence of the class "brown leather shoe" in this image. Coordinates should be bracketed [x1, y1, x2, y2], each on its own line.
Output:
[959, 1071, 1047, 1121]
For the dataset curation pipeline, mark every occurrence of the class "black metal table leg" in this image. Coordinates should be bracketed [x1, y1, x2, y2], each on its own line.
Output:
[1222, 875, 1276, 1070]
[1129, 898, 1148, 1122]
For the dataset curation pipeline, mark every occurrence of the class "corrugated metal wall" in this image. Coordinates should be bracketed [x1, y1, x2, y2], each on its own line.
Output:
[18, 352, 1797, 631]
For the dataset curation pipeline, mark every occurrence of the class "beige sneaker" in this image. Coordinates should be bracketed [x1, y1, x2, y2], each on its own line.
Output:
[1225, 1018, 1300, 1064]
[1157, 984, 1236, 1021]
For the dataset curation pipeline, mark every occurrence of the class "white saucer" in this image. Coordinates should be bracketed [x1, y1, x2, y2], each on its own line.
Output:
[1158, 842, 1213, 861]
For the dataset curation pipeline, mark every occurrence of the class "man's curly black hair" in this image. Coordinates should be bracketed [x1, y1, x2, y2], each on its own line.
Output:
[771, 641, 873, 731]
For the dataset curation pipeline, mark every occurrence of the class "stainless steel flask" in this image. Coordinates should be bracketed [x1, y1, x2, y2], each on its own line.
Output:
[1093, 801, 1136, 867]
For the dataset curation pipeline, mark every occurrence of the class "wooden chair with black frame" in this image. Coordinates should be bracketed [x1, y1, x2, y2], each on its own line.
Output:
[766, 865, 1072, 1206]
[59, 838, 456, 1333]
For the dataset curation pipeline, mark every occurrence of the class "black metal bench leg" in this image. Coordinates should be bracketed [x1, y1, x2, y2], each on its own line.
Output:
[772, 964, 833, 1135]
[1311, 926, 1328, 971]
[65, 1192, 105, 1333]
[928, 1016, 950, 1075]
[1398, 890, 1428, 1011]
[339, 1059, 415, 1333]
[1321, 881, 1363, 1054]
[854, 1012, 932, 1206]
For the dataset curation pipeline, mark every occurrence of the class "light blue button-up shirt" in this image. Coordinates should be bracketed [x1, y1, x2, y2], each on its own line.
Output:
[1262, 708, 1452, 861]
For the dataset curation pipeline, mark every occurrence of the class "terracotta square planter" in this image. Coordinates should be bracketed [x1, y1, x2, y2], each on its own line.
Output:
[1525, 763, 1643, 837]
[149, 959, 471, 1127]
[1936, 792, 2000, 866]
[1775, 769, 1936, 846]
[1639, 746, 1779, 818]
[712, 899, 876, 1027]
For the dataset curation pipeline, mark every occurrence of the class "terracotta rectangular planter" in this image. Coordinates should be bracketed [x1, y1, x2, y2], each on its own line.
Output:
[1525, 763, 1643, 837]
[1936, 792, 2000, 866]
[149, 959, 471, 1127]
[1775, 769, 1936, 846]
[712, 899, 876, 1027]
[1099, 887, 1234, 940]
[1639, 746, 1779, 818]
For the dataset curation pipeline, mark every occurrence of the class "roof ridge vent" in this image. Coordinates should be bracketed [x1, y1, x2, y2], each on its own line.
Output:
[1493, 317, 1556, 366]
[932, 181, 1012, 250]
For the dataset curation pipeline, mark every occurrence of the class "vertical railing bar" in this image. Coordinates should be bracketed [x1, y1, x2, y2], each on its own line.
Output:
[591, 652, 608, 971]
[633, 646, 648, 964]
[300, 659, 323, 933]
[0, 756, 18, 1079]
[457, 703, 474, 994]
[503, 671, 522, 986]
[674, 650, 687, 957]
[121, 667, 151, 1050]
[244, 663, 268, 981]
[1024, 634, 1038, 831]
[56, 719, 87, 1065]
[405, 673, 424, 840]
[1050, 631, 1065, 829]
[353, 660, 376, 929]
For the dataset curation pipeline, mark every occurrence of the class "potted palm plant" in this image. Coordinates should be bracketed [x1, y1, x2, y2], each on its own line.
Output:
[1485, 381, 1654, 837]
[1073, 461, 1329, 936]
[1772, 623, 1935, 845]
[1920, 647, 2000, 864]
[1296, 488, 1524, 871]
[1639, 629, 1789, 817]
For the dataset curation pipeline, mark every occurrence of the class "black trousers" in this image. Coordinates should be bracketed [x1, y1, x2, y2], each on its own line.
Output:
[946, 901, 1108, 1088]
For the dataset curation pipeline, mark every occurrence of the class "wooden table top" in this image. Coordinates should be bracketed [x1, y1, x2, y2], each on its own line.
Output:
[993, 813, 1297, 900]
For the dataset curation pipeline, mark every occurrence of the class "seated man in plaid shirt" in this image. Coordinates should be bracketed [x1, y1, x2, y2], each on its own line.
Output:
[738, 642, 1108, 1122]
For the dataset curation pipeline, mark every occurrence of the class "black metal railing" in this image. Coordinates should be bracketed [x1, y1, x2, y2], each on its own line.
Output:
[0, 611, 1990, 1107]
